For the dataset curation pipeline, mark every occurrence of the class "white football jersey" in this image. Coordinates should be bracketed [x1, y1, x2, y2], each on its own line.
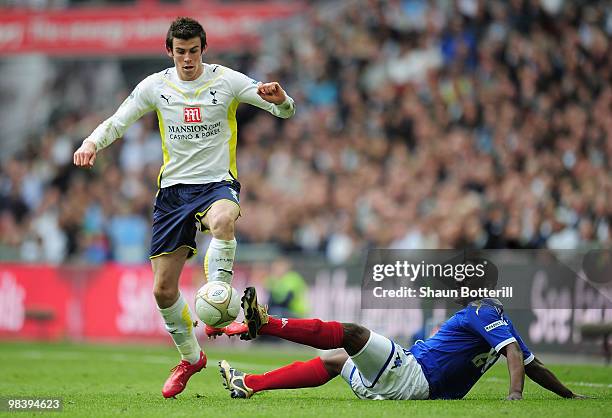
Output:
[87, 63, 295, 187]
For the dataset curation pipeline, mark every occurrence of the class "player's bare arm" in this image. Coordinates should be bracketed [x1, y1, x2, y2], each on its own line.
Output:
[257, 82, 287, 105]
[73, 139, 97, 168]
[500, 342, 525, 400]
[525, 357, 588, 399]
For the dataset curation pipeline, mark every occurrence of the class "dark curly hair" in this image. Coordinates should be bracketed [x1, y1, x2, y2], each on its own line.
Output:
[166, 17, 207, 51]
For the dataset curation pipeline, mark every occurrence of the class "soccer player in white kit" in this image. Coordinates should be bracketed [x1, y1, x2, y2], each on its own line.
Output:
[73, 17, 295, 398]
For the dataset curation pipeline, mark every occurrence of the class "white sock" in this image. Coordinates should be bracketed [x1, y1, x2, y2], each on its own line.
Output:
[205, 238, 236, 284]
[158, 293, 201, 364]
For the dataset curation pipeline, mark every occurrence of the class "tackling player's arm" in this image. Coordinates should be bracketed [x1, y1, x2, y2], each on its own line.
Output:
[504, 316, 589, 399]
[499, 342, 525, 400]
[73, 76, 155, 168]
[464, 303, 532, 400]
[524, 357, 588, 399]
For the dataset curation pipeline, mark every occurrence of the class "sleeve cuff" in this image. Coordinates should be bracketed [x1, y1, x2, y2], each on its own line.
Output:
[494, 337, 517, 353]
[524, 353, 535, 365]
[84, 138, 99, 152]
[277, 97, 293, 109]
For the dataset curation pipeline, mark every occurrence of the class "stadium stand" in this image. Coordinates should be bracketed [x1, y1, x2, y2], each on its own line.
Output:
[0, 0, 610, 264]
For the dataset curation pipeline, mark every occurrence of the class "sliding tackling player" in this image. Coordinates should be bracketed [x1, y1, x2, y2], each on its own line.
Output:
[220, 285, 587, 401]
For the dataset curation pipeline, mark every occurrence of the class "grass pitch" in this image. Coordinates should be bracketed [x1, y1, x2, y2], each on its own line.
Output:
[0, 341, 610, 417]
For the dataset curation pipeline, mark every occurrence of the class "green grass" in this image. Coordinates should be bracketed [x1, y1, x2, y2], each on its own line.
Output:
[0, 341, 610, 417]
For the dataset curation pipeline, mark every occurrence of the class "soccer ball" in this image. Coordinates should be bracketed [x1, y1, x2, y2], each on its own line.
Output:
[194, 281, 240, 328]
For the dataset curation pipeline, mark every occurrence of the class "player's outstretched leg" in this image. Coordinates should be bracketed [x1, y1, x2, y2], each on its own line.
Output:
[152, 248, 207, 398]
[236, 288, 402, 398]
[219, 355, 342, 399]
[241, 287, 368, 355]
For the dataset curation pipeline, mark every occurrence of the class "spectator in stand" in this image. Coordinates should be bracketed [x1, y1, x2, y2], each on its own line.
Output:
[265, 258, 310, 319]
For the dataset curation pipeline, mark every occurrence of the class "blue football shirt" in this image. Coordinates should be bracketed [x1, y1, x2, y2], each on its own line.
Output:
[409, 298, 534, 399]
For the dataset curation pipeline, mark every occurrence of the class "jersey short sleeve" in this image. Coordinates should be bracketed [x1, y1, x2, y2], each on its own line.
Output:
[504, 316, 535, 365]
[464, 304, 517, 353]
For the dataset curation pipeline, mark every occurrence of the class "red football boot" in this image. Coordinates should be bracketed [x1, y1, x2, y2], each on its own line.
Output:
[162, 351, 207, 398]
[223, 321, 248, 337]
[204, 325, 224, 339]
[204, 322, 248, 339]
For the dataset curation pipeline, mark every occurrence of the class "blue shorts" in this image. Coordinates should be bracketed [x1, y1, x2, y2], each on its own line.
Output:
[149, 181, 240, 259]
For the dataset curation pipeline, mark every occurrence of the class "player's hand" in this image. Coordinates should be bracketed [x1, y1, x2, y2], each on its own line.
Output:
[506, 391, 523, 400]
[257, 82, 287, 105]
[73, 140, 97, 168]
[572, 393, 592, 399]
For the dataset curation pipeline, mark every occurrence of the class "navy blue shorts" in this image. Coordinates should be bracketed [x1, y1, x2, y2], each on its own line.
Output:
[149, 181, 240, 259]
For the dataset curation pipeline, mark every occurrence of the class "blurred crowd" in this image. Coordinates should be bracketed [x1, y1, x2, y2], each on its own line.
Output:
[1, 0, 611, 265]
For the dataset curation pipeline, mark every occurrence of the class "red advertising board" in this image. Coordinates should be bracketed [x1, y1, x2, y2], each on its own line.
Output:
[0, 2, 303, 55]
[0, 265, 72, 340]
[80, 264, 197, 341]
[0, 262, 263, 341]
[0, 263, 203, 341]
